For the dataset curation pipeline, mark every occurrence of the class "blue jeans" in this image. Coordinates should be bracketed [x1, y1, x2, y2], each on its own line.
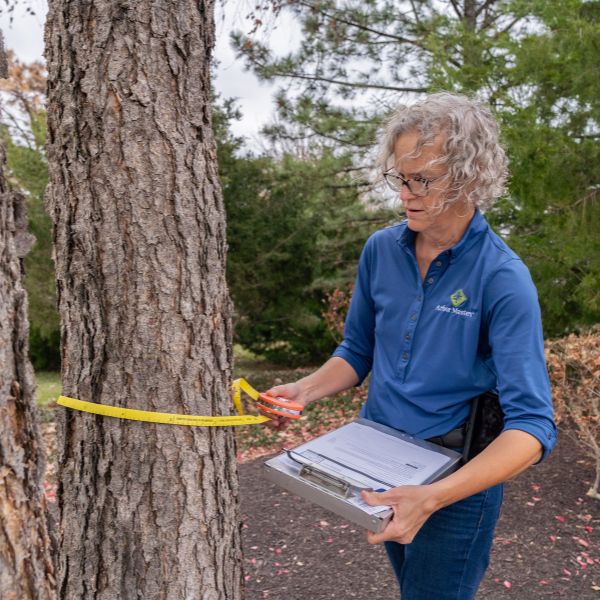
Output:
[384, 484, 503, 600]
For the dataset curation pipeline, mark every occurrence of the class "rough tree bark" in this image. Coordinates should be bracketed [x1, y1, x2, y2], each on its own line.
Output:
[0, 140, 56, 596]
[44, 2, 243, 598]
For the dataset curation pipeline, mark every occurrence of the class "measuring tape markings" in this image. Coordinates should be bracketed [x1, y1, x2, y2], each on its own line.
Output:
[57, 378, 299, 427]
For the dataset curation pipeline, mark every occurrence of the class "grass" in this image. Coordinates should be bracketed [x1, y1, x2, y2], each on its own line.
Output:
[35, 371, 61, 422]
[35, 371, 61, 406]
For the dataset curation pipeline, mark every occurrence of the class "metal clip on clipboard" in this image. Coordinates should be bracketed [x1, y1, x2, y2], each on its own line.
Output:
[284, 448, 374, 499]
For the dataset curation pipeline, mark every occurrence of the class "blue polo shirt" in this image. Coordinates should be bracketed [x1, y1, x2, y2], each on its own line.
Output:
[332, 210, 557, 460]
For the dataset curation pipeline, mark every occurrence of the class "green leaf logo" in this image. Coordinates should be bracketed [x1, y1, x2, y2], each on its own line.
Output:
[450, 289, 468, 307]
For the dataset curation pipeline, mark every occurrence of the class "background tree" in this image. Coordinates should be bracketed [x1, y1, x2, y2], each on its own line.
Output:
[215, 100, 389, 363]
[0, 32, 55, 599]
[233, 0, 600, 338]
[45, 1, 243, 597]
[0, 52, 58, 370]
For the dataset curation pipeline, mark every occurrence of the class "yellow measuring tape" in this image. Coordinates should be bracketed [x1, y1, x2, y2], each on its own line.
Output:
[57, 378, 271, 426]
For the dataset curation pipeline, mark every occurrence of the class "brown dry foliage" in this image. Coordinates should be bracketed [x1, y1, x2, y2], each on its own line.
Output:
[545, 328, 600, 497]
[0, 50, 46, 110]
[321, 286, 352, 344]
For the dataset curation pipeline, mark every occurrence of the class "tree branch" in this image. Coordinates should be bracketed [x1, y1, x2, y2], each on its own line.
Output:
[294, 0, 423, 48]
[449, 0, 463, 18]
[474, 0, 498, 18]
[255, 60, 427, 93]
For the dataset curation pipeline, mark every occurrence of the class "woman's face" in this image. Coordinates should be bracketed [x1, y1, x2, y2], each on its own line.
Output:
[393, 131, 470, 236]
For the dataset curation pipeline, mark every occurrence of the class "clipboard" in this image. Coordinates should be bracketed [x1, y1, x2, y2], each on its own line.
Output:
[263, 418, 462, 533]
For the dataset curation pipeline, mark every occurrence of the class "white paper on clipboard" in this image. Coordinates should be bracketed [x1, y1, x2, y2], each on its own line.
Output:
[264, 419, 462, 528]
[287, 421, 452, 511]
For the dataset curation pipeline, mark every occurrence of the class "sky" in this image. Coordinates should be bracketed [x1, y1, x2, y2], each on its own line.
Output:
[0, 0, 295, 146]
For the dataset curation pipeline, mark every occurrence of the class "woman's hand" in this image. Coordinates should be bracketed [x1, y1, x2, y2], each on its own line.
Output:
[361, 486, 439, 545]
[261, 382, 308, 429]
[259, 357, 359, 429]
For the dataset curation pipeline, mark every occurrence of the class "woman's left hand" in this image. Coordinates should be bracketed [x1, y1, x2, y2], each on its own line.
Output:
[361, 485, 440, 545]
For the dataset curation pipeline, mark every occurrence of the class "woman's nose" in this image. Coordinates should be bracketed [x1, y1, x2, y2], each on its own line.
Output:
[400, 182, 416, 202]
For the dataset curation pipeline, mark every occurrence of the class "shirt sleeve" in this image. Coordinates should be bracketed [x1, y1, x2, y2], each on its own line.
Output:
[331, 237, 376, 384]
[483, 259, 557, 462]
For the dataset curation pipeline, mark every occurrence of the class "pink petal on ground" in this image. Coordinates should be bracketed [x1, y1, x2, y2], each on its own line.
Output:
[563, 568, 572, 576]
[531, 483, 541, 491]
[539, 580, 549, 585]
[549, 535, 557, 542]
[555, 515, 566, 523]
[573, 537, 589, 548]
[503, 581, 512, 588]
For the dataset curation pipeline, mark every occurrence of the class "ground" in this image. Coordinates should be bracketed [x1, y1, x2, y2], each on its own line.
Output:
[38, 366, 599, 599]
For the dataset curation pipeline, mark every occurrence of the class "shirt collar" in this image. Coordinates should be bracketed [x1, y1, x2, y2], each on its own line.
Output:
[397, 209, 488, 260]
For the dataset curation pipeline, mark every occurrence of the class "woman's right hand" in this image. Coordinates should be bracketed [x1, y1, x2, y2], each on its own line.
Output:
[261, 382, 307, 430]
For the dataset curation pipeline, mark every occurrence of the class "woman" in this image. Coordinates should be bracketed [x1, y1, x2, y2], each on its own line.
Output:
[265, 92, 556, 600]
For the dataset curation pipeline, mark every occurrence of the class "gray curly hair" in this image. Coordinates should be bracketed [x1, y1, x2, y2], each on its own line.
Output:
[376, 92, 508, 211]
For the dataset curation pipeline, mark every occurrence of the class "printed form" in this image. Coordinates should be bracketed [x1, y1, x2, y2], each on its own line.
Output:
[274, 421, 453, 515]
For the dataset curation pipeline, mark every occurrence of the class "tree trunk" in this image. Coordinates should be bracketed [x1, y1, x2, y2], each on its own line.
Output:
[0, 140, 55, 598]
[44, 1, 243, 598]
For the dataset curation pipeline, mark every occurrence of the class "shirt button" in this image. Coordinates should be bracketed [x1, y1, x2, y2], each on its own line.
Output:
[427, 277, 434, 284]
[409, 314, 417, 321]
[435, 260, 442, 267]
[405, 333, 411, 341]
[402, 352, 409, 361]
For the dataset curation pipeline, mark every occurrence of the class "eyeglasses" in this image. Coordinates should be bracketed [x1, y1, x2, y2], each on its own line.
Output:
[383, 168, 441, 197]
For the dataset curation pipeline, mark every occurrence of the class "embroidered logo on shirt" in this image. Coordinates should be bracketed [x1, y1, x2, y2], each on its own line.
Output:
[435, 304, 475, 318]
[450, 289, 468, 307]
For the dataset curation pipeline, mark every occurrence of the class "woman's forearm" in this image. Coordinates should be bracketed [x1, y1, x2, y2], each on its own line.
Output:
[296, 357, 360, 405]
[427, 429, 543, 511]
